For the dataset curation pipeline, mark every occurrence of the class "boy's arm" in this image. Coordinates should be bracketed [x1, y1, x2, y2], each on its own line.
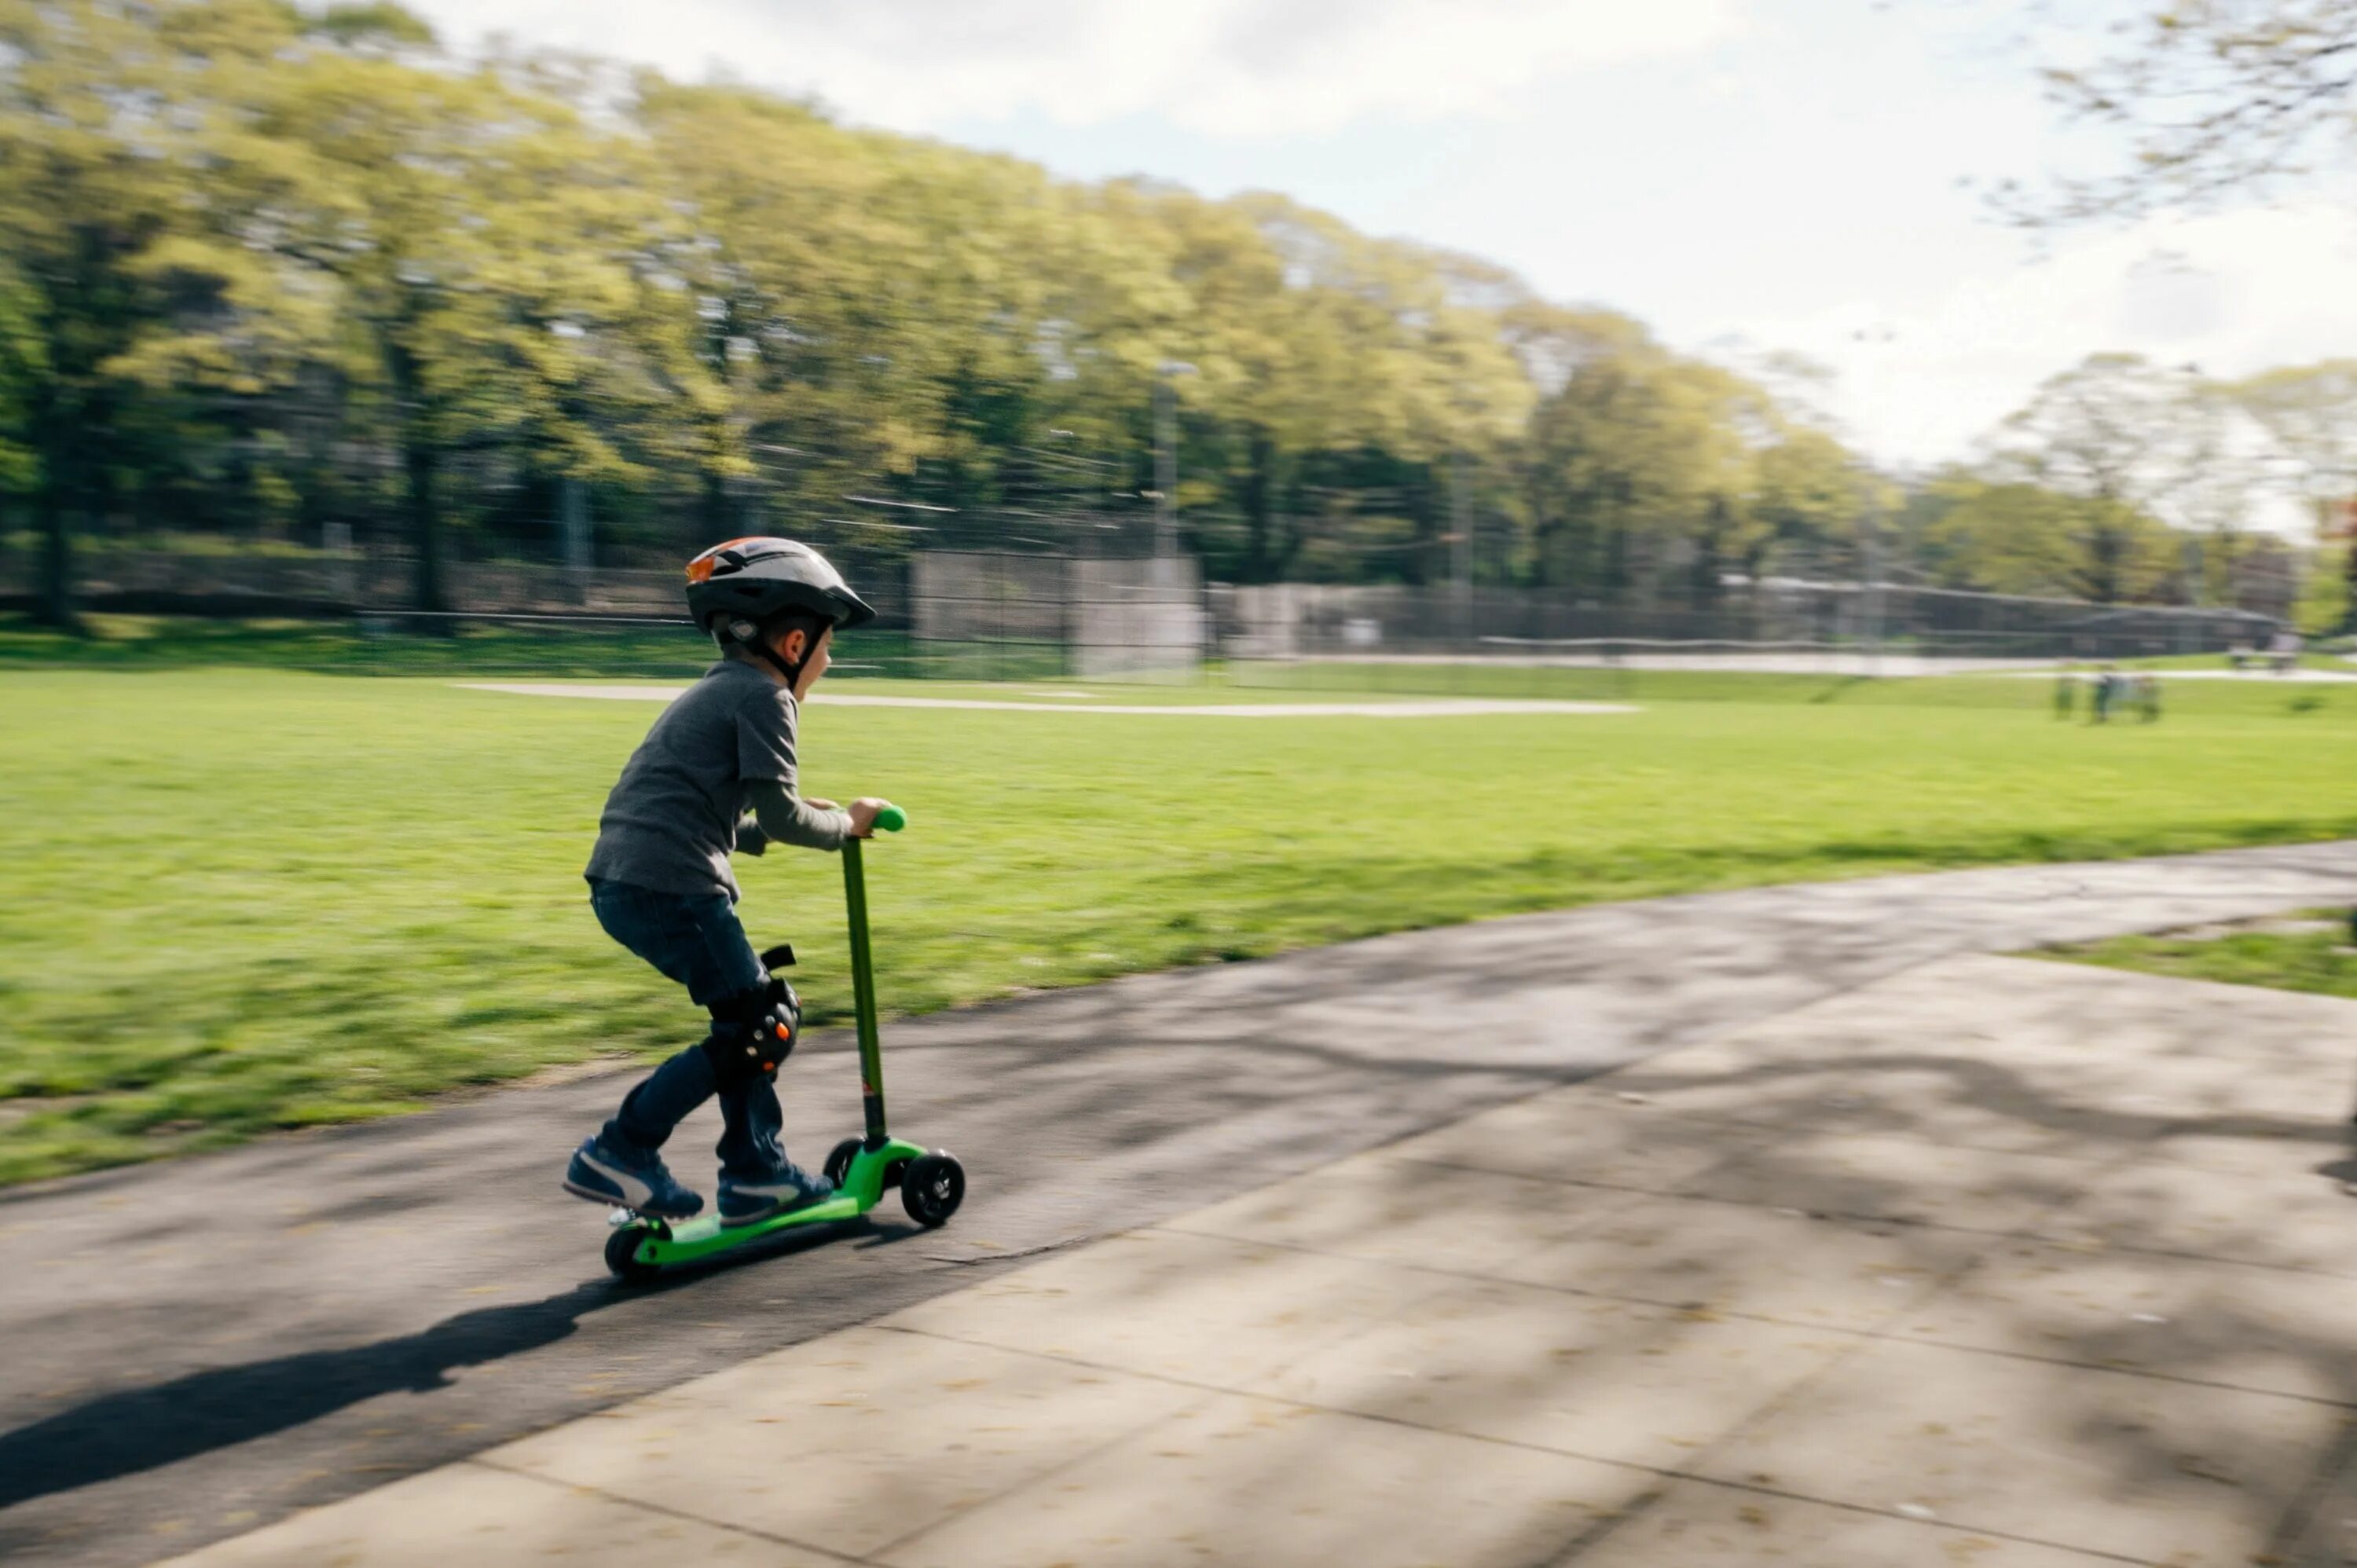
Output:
[734, 811, 772, 856]
[744, 778, 852, 852]
[736, 689, 854, 852]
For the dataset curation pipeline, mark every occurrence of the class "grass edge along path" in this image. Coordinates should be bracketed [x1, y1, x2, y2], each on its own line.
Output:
[2039, 910, 2357, 1004]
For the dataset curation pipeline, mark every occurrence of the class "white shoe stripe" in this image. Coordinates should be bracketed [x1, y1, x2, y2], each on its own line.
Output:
[583, 1150, 655, 1210]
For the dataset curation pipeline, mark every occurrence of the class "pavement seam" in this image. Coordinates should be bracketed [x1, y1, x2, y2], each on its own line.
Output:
[2256, 1407, 2357, 1564]
[1529, 1470, 2157, 1568]
[852, 1389, 1232, 1563]
[1395, 1149, 2357, 1281]
[1381, 1152, 2108, 1227]
[1142, 1216, 2357, 1413]
[1538, 1138, 2146, 1565]
[913, 1236, 1084, 1268]
[460, 1455, 874, 1564]
[866, 1323, 2161, 1568]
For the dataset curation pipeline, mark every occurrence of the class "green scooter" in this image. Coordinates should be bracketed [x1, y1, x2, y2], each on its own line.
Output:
[603, 804, 964, 1283]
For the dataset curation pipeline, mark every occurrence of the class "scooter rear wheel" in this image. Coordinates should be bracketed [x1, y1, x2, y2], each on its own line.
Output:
[901, 1152, 965, 1229]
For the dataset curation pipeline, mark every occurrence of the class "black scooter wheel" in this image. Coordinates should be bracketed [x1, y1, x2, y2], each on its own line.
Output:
[604, 1225, 661, 1285]
[823, 1137, 864, 1188]
[900, 1152, 965, 1229]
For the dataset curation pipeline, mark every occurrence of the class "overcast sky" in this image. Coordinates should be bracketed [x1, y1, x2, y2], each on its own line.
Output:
[406, 0, 2357, 472]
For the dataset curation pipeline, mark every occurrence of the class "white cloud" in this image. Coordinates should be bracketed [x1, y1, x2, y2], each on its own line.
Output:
[408, 0, 1746, 137]
[1719, 202, 2357, 482]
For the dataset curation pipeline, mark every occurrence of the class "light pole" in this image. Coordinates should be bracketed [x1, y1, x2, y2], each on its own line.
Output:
[1848, 322, 1897, 673]
[1857, 491, 1881, 673]
[1154, 360, 1196, 562]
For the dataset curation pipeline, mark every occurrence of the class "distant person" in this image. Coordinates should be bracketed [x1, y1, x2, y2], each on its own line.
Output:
[2135, 672, 2161, 723]
[2088, 663, 2119, 724]
[563, 537, 893, 1225]
[2271, 628, 2303, 674]
[2053, 664, 2077, 720]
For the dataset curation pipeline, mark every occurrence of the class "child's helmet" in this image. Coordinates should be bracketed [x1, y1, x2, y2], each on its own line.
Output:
[684, 537, 876, 639]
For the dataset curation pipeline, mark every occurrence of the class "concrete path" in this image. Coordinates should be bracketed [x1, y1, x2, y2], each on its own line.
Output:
[7, 843, 2357, 1566]
[159, 953, 2357, 1567]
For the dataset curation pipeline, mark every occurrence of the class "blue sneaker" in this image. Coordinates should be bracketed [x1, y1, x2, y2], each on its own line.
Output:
[718, 1162, 834, 1227]
[563, 1135, 703, 1218]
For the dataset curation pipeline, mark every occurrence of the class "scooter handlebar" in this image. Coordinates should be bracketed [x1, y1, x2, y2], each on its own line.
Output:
[872, 804, 907, 833]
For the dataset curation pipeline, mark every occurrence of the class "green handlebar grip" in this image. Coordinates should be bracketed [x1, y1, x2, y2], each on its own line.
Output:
[874, 804, 908, 833]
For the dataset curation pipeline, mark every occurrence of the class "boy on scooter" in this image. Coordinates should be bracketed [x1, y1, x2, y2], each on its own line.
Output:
[562, 537, 889, 1225]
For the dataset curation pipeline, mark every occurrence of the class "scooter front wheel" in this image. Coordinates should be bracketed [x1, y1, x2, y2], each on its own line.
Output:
[900, 1152, 965, 1229]
[604, 1224, 662, 1285]
[823, 1137, 864, 1188]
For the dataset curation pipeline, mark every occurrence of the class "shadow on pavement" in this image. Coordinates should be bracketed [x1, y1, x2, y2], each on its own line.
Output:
[0, 1214, 914, 1513]
[0, 1281, 624, 1511]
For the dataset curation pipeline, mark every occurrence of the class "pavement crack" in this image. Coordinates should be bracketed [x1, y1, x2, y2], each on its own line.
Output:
[916, 1236, 1083, 1267]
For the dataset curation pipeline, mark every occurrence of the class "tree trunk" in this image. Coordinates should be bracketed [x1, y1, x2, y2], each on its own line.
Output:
[1243, 426, 1277, 584]
[1689, 496, 1728, 609]
[33, 478, 75, 631]
[29, 403, 82, 632]
[702, 465, 731, 541]
[405, 434, 445, 615]
[2085, 526, 2122, 605]
[383, 324, 447, 621]
[1602, 523, 1629, 605]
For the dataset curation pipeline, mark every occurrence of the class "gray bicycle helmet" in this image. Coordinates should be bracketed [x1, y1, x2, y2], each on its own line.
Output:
[684, 536, 875, 683]
[685, 536, 875, 632]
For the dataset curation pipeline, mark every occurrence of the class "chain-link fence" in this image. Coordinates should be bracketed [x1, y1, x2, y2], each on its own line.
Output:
[3, 534, 2282, 684]
[1214, 578, 2278, 672]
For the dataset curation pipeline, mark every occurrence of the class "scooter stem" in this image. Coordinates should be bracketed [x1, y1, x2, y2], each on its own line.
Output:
[841, 806, 905, 1148]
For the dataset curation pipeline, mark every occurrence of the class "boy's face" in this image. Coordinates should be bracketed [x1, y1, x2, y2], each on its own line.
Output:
[771, 623, 833, 698]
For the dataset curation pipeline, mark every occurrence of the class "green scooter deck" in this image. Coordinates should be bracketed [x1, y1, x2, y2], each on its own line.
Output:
[614, 1139, 929, 1269]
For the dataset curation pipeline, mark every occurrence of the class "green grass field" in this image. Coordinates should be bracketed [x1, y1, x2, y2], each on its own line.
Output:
[8, 651, 2357, 1185]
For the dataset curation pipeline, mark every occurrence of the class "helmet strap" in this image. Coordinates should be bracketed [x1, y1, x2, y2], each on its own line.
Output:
[768, 640, 811, 692]
[730, 617, 811, 691]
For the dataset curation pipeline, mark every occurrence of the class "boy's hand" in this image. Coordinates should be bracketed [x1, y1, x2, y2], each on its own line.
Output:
[845, 797, 892, 838]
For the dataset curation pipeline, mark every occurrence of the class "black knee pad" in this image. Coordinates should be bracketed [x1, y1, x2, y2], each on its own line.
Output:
[700, 976, 801, 1088]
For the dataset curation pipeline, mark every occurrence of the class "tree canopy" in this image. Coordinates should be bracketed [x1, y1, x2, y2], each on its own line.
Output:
[0, 0, 2342, 630]
[2001, 0, 2357, 225]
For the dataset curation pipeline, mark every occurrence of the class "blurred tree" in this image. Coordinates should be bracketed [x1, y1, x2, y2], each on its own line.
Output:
[0, 258, 47, 500]
[1750, 427, 1871, 582]
[6, 0, 2124, 625]
[226, 24, 718, 608]
[2235, 359, 2357, 629]
[2003, 0, 2357, 222]
[0, 0, 192, 624]
[1980, 352, 2225, 602]
[1522, 339, 1772, 606]
[1985, 354, 2196, 503]
[2234, 360, 2357, 507]
[1915, 471, 2176, 603]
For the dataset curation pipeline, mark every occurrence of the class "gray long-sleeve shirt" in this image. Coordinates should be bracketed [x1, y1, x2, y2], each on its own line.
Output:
[583, 658, 852, 900]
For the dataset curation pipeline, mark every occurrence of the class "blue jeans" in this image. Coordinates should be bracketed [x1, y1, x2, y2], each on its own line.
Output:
[589, 879, 786, 1180]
